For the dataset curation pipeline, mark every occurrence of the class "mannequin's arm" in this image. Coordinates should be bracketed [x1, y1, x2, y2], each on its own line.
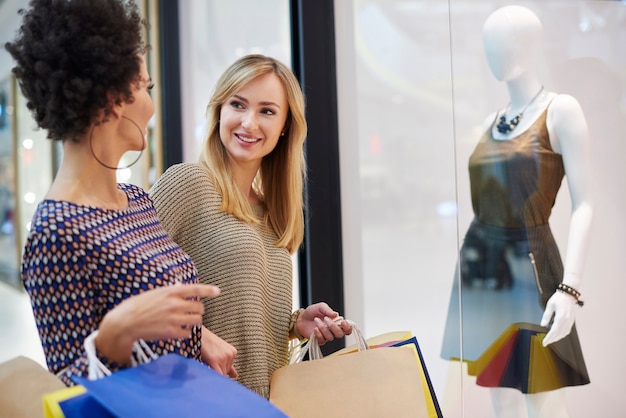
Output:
[541, 94, 594, 346]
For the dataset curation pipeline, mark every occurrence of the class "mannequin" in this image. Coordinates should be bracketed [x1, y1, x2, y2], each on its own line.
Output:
[441, 6, 593, 418]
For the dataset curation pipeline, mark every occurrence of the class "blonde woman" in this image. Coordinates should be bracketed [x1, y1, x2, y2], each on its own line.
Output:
[150, 54, 352, 398]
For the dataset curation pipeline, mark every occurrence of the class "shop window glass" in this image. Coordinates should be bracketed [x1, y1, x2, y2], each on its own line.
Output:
[335, 1, 626, 417]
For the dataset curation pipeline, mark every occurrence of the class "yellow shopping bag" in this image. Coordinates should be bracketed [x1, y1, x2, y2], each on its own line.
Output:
[330, 330, 413, 355]
[468, 322, 582, 394]
[528, 331, 563, 393]
[42, 385, 88, 418]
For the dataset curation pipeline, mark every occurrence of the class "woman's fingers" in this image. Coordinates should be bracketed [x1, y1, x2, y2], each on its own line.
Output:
[314, 317, 336, 343]
[313, 316, 354, 345]
[171, 283, 221, 299]
[126, 283, 220, 341]
[200, 327, 238, 378]
[331, 318, 353, 337]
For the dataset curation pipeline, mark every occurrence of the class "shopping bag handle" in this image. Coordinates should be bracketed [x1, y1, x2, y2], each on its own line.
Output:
[290, 319, 369, 363]
[84, 330, 158, 379]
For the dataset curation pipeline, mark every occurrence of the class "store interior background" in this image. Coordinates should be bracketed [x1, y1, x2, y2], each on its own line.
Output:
[1, 0, 624, 417]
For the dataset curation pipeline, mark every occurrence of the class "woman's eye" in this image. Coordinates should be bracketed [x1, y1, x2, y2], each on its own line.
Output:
[230, 100, 244, 109]
[147, 82, 155, 91]
[261, 108, 276, 116]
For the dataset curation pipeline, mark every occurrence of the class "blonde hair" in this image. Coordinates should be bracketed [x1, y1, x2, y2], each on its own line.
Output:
[199, 54, 307, 254]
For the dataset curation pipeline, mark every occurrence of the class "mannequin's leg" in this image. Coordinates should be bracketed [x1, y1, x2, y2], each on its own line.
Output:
[526, 390, 570, 418]
[491, 388, 526, 418]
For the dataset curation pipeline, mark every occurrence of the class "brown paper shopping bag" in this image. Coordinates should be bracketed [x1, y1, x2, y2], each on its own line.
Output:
[269, 322, 430, 418]
[329, 331, 442, 418]
[0, 356, 66, 418]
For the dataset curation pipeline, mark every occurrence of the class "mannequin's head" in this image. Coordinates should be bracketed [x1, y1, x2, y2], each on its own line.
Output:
[482, 5, 543, 81]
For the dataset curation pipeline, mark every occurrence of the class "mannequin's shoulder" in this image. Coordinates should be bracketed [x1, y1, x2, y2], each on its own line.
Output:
[481, 111, 499, 132]
[547, 93, 585, 121]
[546, 93, 589, 153]
[546, 93, 587, 131]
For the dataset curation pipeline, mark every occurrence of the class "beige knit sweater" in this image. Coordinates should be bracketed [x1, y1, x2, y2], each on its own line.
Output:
[150, 162, 294, 398]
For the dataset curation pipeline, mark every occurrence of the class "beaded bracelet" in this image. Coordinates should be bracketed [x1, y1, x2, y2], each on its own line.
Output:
[557, 283, 584, 307]
[289, 308, 306, 340]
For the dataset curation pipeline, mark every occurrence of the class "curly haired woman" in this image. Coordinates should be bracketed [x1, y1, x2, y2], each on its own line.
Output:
[5, 0, 235, 386]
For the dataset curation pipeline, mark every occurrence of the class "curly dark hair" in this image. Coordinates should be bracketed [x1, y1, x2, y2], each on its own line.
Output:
[4, 0, 149, 142]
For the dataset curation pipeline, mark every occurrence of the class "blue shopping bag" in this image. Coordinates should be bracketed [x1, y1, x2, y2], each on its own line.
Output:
[59, 354, 286, 418]
[56, 390, 114, 418]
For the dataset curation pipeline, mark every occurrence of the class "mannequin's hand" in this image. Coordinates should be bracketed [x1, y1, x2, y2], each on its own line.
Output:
[540, 291, 577, 346]
[201, 326, 238, 378]
[296, 302, 353, 345]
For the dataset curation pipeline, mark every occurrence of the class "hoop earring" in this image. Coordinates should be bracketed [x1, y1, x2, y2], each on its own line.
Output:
[89, 116, 146, 170]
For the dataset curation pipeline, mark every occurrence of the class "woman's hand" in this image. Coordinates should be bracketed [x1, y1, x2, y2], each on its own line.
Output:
[201, 326, 238, 378]
[296, 302, 353, 345]
[540, 291, 577, 346]
[97, 283, 220, 363]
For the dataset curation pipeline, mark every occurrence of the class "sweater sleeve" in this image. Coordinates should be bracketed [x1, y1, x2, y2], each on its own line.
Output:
[150, 163, 209, 243]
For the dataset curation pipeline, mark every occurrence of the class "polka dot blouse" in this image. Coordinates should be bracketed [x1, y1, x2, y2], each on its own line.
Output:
[21, 183, 202, 386]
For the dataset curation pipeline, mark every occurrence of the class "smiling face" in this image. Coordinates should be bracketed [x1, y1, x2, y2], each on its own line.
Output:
[219, 72, 288, 170]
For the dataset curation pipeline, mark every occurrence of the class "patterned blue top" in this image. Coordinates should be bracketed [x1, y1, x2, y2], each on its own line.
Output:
[21, 183, 202, 386]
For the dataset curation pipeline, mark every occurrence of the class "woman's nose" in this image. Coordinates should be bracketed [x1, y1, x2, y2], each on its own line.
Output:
[241, 112, 257, 131]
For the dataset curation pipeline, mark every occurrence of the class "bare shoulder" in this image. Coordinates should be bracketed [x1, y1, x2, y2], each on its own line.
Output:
[482, 111, 498, 132]
[548, 93, 585, 123]
[547, 94, 589, 154]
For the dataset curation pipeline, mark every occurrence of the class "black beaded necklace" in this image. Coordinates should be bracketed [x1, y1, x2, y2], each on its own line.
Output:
[496, 86, 544, 134]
